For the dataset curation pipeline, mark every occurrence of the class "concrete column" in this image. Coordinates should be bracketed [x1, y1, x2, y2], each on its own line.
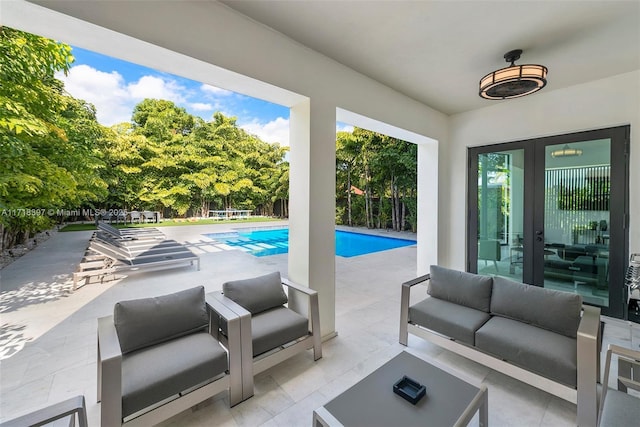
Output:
[288, 98, 337, 339]
[417, 141, 439, 276]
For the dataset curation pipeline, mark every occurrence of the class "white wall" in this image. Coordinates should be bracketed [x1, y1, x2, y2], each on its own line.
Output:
[445, 70, 640, 269]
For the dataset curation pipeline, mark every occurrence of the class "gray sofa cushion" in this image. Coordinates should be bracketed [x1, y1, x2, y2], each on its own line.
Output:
[251, 306, 309, 356]
[409, 297, 491, 346]
[490, 276, 582, 338]
[114, 286, 208, 354]
[475, 316, 577, 387]
[599, 389, 640, 427]
[428, 265, 493, 312]
[121, 332, 227, 418]
[223, 271, 288, 315]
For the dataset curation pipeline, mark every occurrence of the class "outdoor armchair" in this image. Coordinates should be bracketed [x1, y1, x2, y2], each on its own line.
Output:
[211, 272, 322, 401]
[128, 211, 141, 224]
[598, 344, 640, 426]
[97, 286, 243, 427]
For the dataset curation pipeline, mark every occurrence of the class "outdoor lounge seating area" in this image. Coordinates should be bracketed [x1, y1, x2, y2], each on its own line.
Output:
[1, 1, 638, 425]
[0, 225, 639, 426]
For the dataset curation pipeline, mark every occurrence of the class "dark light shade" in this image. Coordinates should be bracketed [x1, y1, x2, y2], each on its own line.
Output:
[479, 49, 548, 100]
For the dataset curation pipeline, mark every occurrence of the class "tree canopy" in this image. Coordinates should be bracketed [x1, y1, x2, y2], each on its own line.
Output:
[336, 128, 417, 231]
[0, 27, 289, 249]
[1, 27, 108, 248]
[1, 26, 417, 251]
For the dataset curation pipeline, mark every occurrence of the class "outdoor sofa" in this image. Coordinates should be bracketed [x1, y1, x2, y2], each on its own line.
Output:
[400, 265, 601, 426]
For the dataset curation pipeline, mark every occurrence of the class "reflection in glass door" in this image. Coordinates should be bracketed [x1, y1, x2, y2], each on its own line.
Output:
[475, 149, 524, 283]
[469, 125, 628, 319]
[542, 139, 611, 307]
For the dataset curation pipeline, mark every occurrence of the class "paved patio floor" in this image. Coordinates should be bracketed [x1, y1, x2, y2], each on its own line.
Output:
[0, 221, 638, 426]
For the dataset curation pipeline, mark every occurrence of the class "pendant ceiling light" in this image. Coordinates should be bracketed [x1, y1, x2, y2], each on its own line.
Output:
[479, 49, 548, 100]
[551, 144, 583, 158]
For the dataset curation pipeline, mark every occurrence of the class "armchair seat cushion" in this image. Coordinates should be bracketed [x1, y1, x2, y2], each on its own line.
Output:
[409, 297, 491, 346]
[252, 306, 309, 357]
[122, 332, 227, 418]
[475, 316, 577, 387]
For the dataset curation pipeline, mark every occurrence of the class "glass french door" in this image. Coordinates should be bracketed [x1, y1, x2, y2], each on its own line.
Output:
[472, 148, 526, 283]
[468, 126, 629, 318]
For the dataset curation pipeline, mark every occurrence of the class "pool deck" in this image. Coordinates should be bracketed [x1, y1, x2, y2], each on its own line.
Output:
[0, 221, 638, 426]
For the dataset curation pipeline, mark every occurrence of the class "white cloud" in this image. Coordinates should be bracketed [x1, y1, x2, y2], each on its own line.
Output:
[336, 123, 354, 133]
[58, 65, 197, 126]
[57, 65, 132, 125]
[190, 102, 214, 111]
[241, 117, 290, 146]
[201, 84, 233, 96]
[127, 75, 185, 103]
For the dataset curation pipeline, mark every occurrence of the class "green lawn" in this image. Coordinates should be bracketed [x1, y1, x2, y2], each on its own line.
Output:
[59, 217, 282, 232]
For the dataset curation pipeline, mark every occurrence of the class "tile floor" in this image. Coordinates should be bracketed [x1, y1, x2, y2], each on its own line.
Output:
[0, 222, 638, 426]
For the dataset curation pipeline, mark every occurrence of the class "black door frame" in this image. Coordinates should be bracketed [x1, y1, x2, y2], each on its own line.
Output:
[467, 125, 630, 319]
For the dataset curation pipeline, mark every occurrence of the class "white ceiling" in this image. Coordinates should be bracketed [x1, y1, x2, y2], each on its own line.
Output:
[221, 0, 640, 115]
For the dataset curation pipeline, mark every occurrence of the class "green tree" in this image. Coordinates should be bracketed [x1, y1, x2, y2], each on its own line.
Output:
[0, 27, 107, 249]
[336, 131, 362, 226]
[335, 127, 417, 231]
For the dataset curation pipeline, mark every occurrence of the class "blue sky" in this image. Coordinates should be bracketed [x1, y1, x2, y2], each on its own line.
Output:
[59, 47, 353, 146]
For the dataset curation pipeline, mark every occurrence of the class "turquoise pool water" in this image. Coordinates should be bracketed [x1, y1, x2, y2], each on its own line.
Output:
[204, 228, 416, 257]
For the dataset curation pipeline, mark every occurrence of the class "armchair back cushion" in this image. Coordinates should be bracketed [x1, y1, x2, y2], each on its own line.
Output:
[114, 286, 209, 354]
[223, 271, 288, 314]
[490, 277, 582, 338]
[428, 265, 493, 312]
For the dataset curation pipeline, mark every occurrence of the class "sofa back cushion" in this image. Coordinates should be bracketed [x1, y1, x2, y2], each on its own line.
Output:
[428, 265, 493, 312]
[114, 286, 209, 354]
[491, 276, 583, 338]
[223, 271, 288, 315]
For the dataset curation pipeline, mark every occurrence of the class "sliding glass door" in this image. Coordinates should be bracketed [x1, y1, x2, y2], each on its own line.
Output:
[468, 126, 629, 318]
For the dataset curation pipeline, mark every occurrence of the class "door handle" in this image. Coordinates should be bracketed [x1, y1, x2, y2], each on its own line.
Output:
[536, 230, 543, 242]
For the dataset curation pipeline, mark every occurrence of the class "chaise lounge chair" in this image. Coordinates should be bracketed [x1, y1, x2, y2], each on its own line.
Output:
[97, 222, 164, 240]
[93, 232, 187, 253]
[74, 236, 199, 289]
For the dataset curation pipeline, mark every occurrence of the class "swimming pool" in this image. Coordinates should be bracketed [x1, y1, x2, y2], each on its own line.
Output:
[204, 228, 416, 257]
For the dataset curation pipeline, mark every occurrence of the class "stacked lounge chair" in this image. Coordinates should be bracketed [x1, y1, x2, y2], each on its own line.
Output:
[97, 222, 164, 239]
[73, 223, 199, 289]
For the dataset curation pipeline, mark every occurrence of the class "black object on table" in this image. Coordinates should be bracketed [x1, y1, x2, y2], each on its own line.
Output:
[393, 375, 427, 404]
